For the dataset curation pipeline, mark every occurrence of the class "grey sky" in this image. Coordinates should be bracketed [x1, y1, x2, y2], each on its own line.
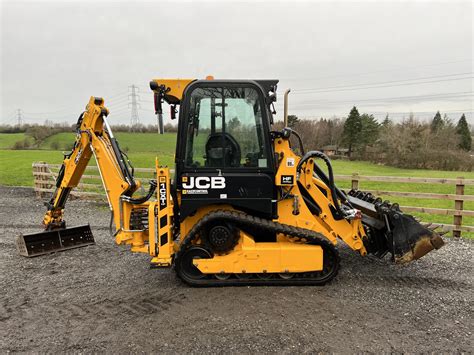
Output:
[1, 0, 473, 127]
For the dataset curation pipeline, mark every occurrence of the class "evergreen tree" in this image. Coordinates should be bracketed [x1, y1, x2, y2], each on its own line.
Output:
[360, 114, 380, 145]
[381, 114, 392, 127]
[342, 106, 362, 157]
[431, 111, 444, 132]
[287, 115, 299, 128]
[456, 113, 472, 151]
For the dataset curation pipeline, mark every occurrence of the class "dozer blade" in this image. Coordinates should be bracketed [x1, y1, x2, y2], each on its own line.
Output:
[347, 190, 445, 264]
[17, 225, 94, 257]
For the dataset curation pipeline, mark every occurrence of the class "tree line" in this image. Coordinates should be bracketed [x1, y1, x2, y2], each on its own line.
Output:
[1, 109, 472, 171]
[283, 108, 472, 171]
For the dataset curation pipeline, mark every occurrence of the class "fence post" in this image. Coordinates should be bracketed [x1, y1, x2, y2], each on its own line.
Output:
[351, 173, 359, 190]
[45, 163, 54, 192]
[453, 177, 464, 238]
[32, 162, 40, 198]
[34, 161, 46, 198]
[40, 162, 49, 198]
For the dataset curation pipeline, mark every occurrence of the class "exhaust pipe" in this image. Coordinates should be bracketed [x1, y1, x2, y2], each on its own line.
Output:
[283, 88, 291, 127]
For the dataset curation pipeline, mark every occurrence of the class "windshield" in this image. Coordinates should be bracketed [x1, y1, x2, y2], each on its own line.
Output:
[185, 86, 268, 169]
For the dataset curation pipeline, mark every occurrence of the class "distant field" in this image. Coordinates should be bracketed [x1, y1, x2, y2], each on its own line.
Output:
[0, 150, 174, 187]
[0, 131, 472, 234]
[39, 132, 177, 152]
[0, 131, 177, 151]
[0, 133, 32, 149]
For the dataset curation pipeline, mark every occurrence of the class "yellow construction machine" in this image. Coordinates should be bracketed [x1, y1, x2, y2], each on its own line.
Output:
[17, 78, 445, 286]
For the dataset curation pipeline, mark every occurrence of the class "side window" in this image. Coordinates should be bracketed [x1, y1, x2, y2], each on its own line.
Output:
[185, 87, 268, 169]
[225, 97, 265, 168]
[185, 98, 211, 167]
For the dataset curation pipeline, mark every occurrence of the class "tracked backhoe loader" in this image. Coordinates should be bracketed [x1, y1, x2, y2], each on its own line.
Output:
[17, 78, 445, 286]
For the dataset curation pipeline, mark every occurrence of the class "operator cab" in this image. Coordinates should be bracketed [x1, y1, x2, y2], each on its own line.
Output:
[175, 80, 278, 220]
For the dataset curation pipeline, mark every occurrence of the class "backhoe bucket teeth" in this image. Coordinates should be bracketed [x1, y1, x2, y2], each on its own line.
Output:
[347, 190, 445, 263]
[17, 225, 94, 257]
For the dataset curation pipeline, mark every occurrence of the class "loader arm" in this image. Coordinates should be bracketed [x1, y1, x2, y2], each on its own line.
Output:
[43, 96, 138, 231]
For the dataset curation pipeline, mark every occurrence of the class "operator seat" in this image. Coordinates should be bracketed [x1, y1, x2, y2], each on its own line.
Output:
[205, 132, 241, 167]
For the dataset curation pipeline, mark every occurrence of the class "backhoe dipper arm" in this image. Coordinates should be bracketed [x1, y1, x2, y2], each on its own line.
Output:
[43, 96, 138, 230]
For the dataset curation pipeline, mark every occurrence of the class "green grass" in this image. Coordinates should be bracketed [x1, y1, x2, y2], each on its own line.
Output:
[0, 150, 63, 186]
[38, 132, 177, 152]
[40, 132, 75, 150]
[331, 160, 474, 179]
[1, 131, 472, 236]
[0, 133, 32, 149]
[114, 132, 177, 153]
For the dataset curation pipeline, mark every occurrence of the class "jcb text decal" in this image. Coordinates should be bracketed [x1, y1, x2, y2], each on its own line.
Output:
[182, 176, 226, 190]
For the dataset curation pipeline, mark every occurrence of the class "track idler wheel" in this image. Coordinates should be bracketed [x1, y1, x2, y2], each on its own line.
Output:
[312, 241, 339, 283]
[175, 246, 212, 284]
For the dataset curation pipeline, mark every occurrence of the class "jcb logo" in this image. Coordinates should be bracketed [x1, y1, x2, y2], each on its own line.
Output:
[182, 176, 226, 189]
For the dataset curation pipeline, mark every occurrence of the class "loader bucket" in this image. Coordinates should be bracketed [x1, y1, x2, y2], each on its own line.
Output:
[17, 225, 94, 257]
[388, 212, 444, 263]
[347, 190, 445, 263]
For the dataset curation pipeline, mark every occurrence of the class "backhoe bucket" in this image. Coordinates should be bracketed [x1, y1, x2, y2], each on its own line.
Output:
[347, 190, 445, 263]
[17, 225, 94, 257]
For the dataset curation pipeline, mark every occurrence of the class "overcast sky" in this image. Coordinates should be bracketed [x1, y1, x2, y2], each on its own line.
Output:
[1, 0, 472, 127]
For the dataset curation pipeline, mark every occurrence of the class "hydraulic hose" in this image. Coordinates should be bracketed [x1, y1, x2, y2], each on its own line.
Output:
[290, 130, 305, 155]
[122, 180, 157, 205]
[312, 163, 354, 209]
[296, 151, 346, 218]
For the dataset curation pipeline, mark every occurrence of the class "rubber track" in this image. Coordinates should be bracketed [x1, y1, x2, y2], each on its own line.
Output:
[174, 209, 340, 286]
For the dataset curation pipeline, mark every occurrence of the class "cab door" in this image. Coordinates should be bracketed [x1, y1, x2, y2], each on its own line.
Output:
[175, 81, 276, 220]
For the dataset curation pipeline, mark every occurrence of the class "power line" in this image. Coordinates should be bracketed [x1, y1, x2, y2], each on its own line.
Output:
[296, 91, 474, 107]
[108, 96, 129, 103]
[107, 91, 129, 100]
[293, 73, 473, 94]
[110, 107, 130, 114]
[108, 103, 130, 111]
[279, 59, 474, 82]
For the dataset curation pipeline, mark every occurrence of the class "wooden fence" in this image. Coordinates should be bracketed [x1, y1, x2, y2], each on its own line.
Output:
[33, 162, 474, 237]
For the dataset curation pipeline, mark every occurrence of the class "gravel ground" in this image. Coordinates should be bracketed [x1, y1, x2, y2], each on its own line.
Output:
[0, 185, 472, 353]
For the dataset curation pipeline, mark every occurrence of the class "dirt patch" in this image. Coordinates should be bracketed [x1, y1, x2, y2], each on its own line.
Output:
[0, 186, 472, 353]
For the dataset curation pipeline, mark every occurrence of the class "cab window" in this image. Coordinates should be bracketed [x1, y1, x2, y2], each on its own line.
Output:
[185, 87, 268, 169]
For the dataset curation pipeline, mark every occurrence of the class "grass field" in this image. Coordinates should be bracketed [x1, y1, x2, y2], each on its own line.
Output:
[0, 133, 33, 149]
[39, 132, 178, 152]
[0, 131, 472, 234]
